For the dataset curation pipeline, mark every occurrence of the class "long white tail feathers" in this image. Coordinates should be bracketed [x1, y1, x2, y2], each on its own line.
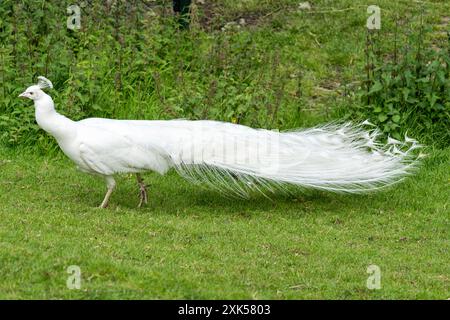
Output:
[173, 121, 422, 198]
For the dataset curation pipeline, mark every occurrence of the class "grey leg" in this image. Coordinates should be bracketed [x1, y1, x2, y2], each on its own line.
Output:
[136, 173, 148, 208]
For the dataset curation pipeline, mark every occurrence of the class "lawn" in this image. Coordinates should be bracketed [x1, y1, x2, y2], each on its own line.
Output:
[0, 0, 449, 300]
[0, 146, 448, 299]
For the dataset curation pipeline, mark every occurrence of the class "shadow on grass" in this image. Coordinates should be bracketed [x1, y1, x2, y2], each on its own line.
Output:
[68, 157, 443, 216]
[84, 179, 377, 216]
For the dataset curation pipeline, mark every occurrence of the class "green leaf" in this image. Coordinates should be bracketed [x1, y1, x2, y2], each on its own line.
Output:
[402, 88, 410, 101]
[369, 81, 383, 95]
[378, 114, 388, 122]
[373, 106, 382, 113]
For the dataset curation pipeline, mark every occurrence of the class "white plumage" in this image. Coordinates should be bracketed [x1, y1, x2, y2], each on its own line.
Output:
[18, 77, 421, 208]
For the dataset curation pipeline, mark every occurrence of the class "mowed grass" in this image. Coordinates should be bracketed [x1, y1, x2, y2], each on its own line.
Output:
[0, 0, 450, 300]
[0, 147, 448, 299]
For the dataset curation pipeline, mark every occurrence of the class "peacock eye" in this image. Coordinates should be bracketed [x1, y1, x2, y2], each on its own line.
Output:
[30, 92, 33, 95]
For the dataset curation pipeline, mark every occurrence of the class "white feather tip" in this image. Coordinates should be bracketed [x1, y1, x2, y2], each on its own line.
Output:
[37, 76, 53, 90]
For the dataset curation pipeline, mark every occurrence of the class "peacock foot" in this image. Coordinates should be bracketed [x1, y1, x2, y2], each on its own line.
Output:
[137, 182, 148, 208]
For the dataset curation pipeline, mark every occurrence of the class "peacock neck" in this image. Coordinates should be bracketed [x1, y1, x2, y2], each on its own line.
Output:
[34, 95, 76, 142]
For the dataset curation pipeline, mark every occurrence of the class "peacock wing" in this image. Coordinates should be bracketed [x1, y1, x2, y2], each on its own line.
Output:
[77, 121, 171, 176]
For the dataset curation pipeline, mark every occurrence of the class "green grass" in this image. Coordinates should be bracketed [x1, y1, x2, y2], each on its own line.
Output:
[0, 147, 448, 299]
[1, 0, 449, 300]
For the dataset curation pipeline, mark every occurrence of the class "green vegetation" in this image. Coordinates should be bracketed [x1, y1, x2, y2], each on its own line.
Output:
[1, 0, 449, 150]
[0, 147, 448, 299]
[353, 9, 450, 146]
[0, 0, 449, 299]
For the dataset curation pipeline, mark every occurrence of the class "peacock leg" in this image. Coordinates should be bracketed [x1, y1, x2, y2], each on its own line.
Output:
[99, 176, 116, 208]
[136, 173, 148, 208]
[136, 174, 148, 207]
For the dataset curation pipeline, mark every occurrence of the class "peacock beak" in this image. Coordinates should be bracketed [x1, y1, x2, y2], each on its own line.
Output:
[18, 92, 27, 98]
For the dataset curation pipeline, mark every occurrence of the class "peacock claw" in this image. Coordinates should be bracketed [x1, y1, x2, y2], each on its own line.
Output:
[137, 183, 148, 208]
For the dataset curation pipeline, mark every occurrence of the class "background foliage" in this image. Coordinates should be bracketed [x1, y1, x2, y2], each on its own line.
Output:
[0, 0, 449, 151]
[351, 13, 450, 145]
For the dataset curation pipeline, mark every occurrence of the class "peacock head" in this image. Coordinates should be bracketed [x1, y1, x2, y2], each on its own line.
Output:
[18, 76, 53, 101]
